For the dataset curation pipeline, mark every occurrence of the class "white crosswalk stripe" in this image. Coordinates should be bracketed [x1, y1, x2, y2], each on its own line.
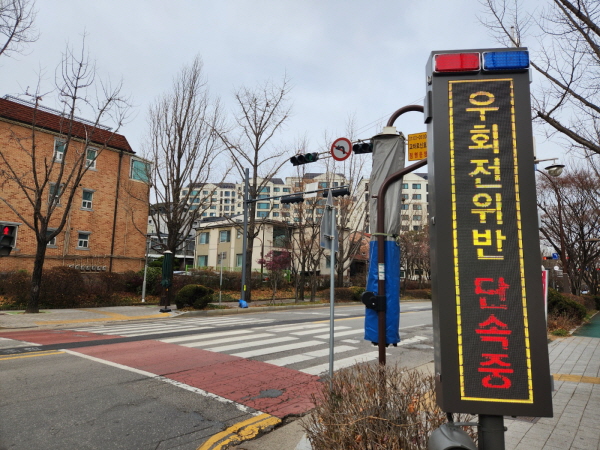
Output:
[68, 315, 431, 379]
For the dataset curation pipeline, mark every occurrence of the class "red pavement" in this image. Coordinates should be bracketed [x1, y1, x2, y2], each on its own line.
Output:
[71, 340, 323, 419]
[0, 329, 121, 344]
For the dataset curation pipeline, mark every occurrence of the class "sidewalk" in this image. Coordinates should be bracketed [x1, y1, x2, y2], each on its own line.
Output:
[236, 335, 600, 450]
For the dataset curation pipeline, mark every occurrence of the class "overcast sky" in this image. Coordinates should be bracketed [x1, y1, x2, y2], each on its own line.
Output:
[0, 0, 565, 179]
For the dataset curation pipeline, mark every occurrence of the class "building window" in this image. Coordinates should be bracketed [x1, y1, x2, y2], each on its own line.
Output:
[86, 148, 98, 169]
[401, 225, 409, 231]
[257, 202, 270, 210]
[77, 232, 90, 249]
[413, 194, 422, 200]
[209, 213, 215, 217]
[274, 187, 280, 192]
[131, 159, 151, 183]
[401, 215, 410, 221]
[319, 182, 328, 188]
[401, 194, 409, 200]
[46, 229, 57, 247]
[401, 204, 409, 210]
[49, 183, 63, 205]
[257, 211, 269, 218]
[412, 183, 421, 189]
[219, 230, 231, 242]
[236, 254, 243, 267]
[325, 255, 331, 268]
[237, 230, 242, 239]
[259, 186, 270, 193]
[413, 225, 421, 231]
[413, 215, 422, 221]
[197, 255, 208, 267]
[81, 190, 93, 210]
[273, 212, 279, 217]
[283, 188, 291, 193]
[224, 206, 230, 211]
[54, 139, 65, 162]
[413, 204, 422, 210]
[402, 183, 408, 189]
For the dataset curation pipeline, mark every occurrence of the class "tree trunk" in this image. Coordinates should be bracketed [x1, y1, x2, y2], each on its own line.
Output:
[244, 235, 254, 302]
[26, 241, 48, 313]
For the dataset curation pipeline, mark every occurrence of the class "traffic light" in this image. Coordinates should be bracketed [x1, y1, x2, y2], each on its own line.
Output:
[352, 141, 373, 154]
[0, 225, 17, 257]
[322, 188, 351, 198]
[280, 194, 305, 204]
[290, 152, 319, 166]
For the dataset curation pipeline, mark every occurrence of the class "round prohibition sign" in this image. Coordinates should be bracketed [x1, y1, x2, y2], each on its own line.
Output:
[330, 137, 352, 162]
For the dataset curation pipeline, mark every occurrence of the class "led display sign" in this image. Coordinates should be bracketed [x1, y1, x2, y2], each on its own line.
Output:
[426, 48, 553, 417]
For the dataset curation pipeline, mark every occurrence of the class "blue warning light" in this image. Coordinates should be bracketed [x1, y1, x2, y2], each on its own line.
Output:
[483, 51, 529, 71]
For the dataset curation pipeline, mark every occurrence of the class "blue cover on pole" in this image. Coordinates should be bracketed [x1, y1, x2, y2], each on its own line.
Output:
[364, 240, 400, 345]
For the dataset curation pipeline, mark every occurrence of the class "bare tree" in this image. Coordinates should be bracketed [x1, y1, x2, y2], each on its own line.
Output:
[479, 0, 600, 158]
[0, 0, 37, 59]
[221, 76, 292, 302]
[0, 42, 130, 313]
[145, 56, 227, 272]
[537, 162, 600, 294]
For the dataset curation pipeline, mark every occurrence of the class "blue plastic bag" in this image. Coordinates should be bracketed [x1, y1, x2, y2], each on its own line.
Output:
[364, 240, 400, 345]
[238, 299, 248, 308]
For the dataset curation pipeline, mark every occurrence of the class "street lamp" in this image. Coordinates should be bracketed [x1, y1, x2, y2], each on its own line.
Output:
[536, 161, 569, 292]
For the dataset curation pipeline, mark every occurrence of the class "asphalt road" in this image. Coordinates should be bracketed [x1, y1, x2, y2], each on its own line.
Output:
[0, 301, 434, 450]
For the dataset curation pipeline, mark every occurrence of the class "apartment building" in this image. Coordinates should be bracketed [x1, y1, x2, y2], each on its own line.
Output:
[0, 96, 150, 273]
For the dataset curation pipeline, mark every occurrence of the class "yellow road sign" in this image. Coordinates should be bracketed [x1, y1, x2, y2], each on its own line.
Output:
[408, 132, 427, 161]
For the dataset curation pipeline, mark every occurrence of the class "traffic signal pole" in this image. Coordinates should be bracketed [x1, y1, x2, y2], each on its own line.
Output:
[373, 105, 425, 365]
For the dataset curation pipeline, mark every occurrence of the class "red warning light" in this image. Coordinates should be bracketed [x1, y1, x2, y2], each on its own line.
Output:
[434, 53, 480, 72]
[2, 226, 9, 235]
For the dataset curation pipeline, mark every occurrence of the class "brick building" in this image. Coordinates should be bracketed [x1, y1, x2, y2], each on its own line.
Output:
[0, 96, 150, 273]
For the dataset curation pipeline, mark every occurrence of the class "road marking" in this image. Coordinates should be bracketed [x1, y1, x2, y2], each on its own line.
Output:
[232, 340, 323, 358]
[263, 354, 314, 366]
[302, 353, 378, 375]
[184, 333, 275, 349]
[263, 323, 325, 332]
[206, 336, 296, 353]
[0, 350, 65, 361]
[64, 350, 258, 413]
[290, 326, 350, 335]
[553, 374, 600, 384]
[314, 329, 363, 339]
[35, 313, 170, 325]
[197, 413, 281, 450]
[160, 329, 254, 344]
[305, 345, 357, 358]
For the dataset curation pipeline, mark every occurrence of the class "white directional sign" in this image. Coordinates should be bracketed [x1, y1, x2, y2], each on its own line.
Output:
[330, 137, 352, 162]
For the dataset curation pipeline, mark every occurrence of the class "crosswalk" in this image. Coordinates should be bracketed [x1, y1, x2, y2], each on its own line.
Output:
[72, 317, 431, 376]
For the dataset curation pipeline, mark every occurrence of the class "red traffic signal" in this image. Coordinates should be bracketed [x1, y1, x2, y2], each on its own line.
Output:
[0, 225, 16, 257]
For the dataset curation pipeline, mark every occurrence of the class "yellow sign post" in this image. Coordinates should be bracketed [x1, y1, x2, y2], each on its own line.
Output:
[408, 132, 427, 161]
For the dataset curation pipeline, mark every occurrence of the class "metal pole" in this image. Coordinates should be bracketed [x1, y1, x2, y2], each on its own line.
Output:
[141, 237, 150, 303]
[219, 252, 223, 305]
[240, 168, 249, 301]
[374, 105, 425, 365]
[376, 158, 427, 364]
[329, 199, 336, 384]
[478, 415, 505, 450]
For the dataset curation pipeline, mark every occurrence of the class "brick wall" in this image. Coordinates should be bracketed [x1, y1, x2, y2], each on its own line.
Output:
[0, 118, 149, 273]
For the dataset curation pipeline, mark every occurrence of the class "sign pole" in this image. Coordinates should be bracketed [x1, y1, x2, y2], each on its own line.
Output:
[329, 197, 336, 383]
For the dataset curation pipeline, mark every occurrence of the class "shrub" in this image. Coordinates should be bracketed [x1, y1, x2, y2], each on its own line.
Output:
[404, 289, 431, 300]
[1, 270, 30, 308]
[319, 287, 355, 302]
[349, 286, 365, 302]
[40, 266, 86, 308]
[593, 295, 600, 310]
[547, 289, 587, 320]
[174, 284, 214, 309]
[303, 364, 477, 450]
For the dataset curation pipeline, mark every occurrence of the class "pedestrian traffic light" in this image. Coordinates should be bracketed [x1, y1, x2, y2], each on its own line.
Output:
[0, 225, 17, 257]
[280, 194, 304, 204]
[352, 141, 373, 154]
[290, 152, 319, 166]
[322, 188, 351, 198]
